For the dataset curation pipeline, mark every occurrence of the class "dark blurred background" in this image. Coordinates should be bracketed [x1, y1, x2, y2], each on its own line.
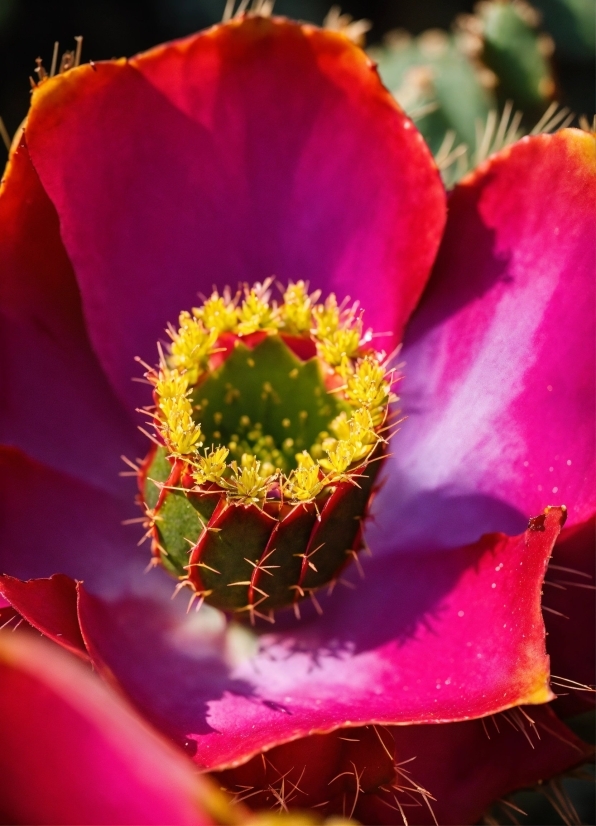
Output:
[0, 0, 593, 138]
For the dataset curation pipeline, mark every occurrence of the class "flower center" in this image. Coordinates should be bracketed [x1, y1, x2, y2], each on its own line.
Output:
[138, 280, 394, 621]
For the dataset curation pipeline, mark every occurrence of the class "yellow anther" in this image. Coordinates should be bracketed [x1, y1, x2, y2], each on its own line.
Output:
[193, 289, 237, 333]
[313, 293, 341, 339]
[223, 458, 276, 506]
[320, 438, 356, 477]
[236, 282, 279, 336]
[281, 281, 319, 334]
[192, 445, 229, 485]
[295, 450, 316, 468]
[159, 393, 203, 456]
[345, 355, 390, 413]
[168, 311, 218, 384]
[284, 462, 326, 502]
[153, 367, 189, 400]
[317, 322, 362, 366]
[330, 411, 351, 441]
[346, 407, 378, 462]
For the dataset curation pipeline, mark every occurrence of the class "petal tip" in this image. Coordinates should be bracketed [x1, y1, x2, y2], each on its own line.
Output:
[520, 676, 556, 706]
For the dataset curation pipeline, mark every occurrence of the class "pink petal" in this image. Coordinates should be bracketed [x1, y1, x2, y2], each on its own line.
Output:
[0, 630, 221, 825]
[25, 17, 445, 412]
[215, 706, 592, 825]
[0, 446, 148, 592]
[543, 515, 596, 716]
[76, 507, 563, 770]
[371, 130, 596, 554]
[0, 139, 142, 493]
[0, 574, 87, 659]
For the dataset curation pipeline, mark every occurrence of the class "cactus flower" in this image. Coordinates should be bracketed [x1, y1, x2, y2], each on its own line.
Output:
[0, 14, 594, 824]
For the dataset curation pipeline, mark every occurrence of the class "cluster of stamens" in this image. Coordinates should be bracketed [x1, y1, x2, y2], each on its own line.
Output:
[143, 280, 395, 506]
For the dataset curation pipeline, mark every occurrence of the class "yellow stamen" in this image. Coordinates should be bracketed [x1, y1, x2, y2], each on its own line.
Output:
[320, 438, 357, 477]
[193, 289, 238, 334]
[284, 462, 327, 501]
[317, 322, 362, 366]
[168, 311, 218, 384]
[192, 445, 229, 485]
[159, 393, 203, 456]
[281, 280, 320, 334]
[313, 293, 341, 339]
[236, 281, 279, 336]
[345, 355, 390, 416]
[223, 455, 276, 506]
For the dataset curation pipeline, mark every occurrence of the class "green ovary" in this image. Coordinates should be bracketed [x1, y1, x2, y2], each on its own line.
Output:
[192, 335, 350, 473]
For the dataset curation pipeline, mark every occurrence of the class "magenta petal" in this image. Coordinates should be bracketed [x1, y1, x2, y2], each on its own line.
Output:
[76, 507, 562, 769]
[0, 446, 148, 592]
[25, 18, 445, 411]
[0, 631, 219, 825]
[0, 139, 142, 493]
[371, 130, 596, 554]
[0, 574, 87, 659]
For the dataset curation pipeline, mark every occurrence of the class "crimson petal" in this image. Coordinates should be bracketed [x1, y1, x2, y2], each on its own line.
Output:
[371, 130, 596, 554]
[0, 574, 87, 659]
[0, 631, 223, 825]
[76, 507, 563, 769]
[0, 140, 142, 493]
[25, 17, 445, 412]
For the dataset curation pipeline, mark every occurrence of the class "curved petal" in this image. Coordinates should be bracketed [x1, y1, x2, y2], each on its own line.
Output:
[25, 17, 445, 412]
[0, 574, 88, 659]
[371, 129, 596, 555]
[544, 515, 596, 716]
[0, 139, 142, 494]
[76, 507, 562, 770]
[0, 630, 225, 825]
[215, 707, 593, 825]
[0, 446, 149, 594]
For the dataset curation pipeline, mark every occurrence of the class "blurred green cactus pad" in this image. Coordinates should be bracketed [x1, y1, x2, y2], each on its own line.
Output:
[368, 28, 494, 158]
[458, 0, 556, 115]
[138, 281, 394, 620]
[370, 1, 558, 186]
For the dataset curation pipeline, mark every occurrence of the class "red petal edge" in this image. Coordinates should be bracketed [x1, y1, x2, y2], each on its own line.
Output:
[214, 706, 593, 824]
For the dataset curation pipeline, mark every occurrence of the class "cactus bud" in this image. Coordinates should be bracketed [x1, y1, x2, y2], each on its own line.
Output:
[137, 281, 394, 621]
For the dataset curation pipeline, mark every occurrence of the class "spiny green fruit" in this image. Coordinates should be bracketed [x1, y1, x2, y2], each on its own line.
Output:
[532, 0, 595, 60]
[137, 281, 393, 622]
[457, 0, 556, 116]
[368, 29, 495, 158]
[369, 1, 558, 187]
